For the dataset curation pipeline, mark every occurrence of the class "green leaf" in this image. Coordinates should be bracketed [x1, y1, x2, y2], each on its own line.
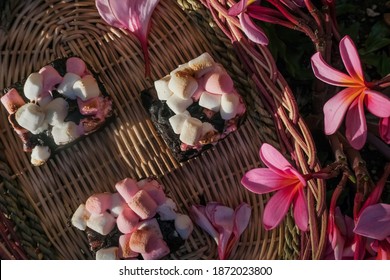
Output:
[379, 52, 390, 76]
[362, 21, 390, 54]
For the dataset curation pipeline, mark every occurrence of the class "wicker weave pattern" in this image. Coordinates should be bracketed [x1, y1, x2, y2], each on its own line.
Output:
[0, 0, 326, 259]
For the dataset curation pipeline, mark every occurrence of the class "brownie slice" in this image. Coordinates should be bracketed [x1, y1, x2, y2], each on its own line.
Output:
[141, 52, 246, 162]
[1, 57, 114, 166]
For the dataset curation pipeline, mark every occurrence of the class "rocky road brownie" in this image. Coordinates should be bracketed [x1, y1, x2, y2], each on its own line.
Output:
[71, 177, 193, 260]
[1, 57, 113, 166]
[141, 53, 246, 162]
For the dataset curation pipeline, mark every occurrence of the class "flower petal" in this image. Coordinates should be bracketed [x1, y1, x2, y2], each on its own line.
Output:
[323, 87, 362, 135]
[354, 203, 390, 240]
[364, 89, 390, 118]
[379, 117, 390, 144]
[241, 168, 298, 194]
[239, 13, 269, 45]
[189, 205, 219, 244]
[345, 94, 367, 150]
[259, 143, 294, 174]
[263, 186, 297, 230]
[228, 0, 248, 16]
[95, 0, 125, 28]
[233, 203, 251, 237]
[311, 52, 358, 87]
[339, 36, 364, 83]
[211, 205, 235, 260]
[293, 188, 308, 231]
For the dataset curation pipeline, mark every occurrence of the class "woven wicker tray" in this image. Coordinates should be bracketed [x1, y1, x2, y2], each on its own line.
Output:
[0, 0, 326, 260]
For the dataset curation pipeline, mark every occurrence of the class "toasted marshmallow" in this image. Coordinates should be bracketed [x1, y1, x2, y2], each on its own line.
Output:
[168, 111, 190, 134]
[51, 121, 82, 145]
[129, 229, 156, 253]
[128, 190, 157, 220]
[72, 75, 100, 101]
[57, 73, 81, 100]
[156, 198, 177, 221]
[141, 238, 170, 260]
[168, 71, 198, 100]
[119, 234, 139, 259]
[166, 94, 193, 114]
[30, 145, 51, 166]
[138, 218, 163, 239]
[199, 91, 221, 112]
[203, 65, 234, 94]
[189, 53, 215, 77]
[15, 103, 45, 133]
[220, 93, 239, 120]
[96, 247, 119, 260]
[71, 204, 91, 231]
[154, 76, 173, 100]
[179, 117, 202, 145]
[116, 207, 139, 234]
[115, 178, 139, 203]
[201, 122, 216, 136]
[0, 88, 26, 114]
[85, 193, 112, 214]
[44, 98, 69, 126]
[109, 192, 127, 217]
[23, 73, 43, 101]
[86, 212, 116, 236]
[174, 214, 193, 240]
[66, 57, 87, 77]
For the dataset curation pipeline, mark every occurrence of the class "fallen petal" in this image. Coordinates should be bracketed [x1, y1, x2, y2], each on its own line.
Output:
[293, 188, 308, 231]
[239, 13, 269, 45]
[354, 203, 390, 240]
[189, 205, 219, 244]
[379, 117, 390, 144]
[228, 0, 248, 16]
[259, 143, 294, 175]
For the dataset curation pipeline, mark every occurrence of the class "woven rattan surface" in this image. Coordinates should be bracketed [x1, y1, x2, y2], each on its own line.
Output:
[0, 0, 326, 259]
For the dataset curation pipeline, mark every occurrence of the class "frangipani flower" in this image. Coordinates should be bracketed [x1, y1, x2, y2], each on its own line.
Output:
[228, 0, 269, 45]
[190, 202, 251, 260]
[379, 117, 390, 144]
[95, 0, 160, 76]
[241, 143, 309, 231]
[311, 35, 390, 150]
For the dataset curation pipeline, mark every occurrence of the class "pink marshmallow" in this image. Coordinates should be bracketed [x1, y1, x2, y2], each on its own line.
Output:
[1, 88, 26, 114]
[138, 218, 163, 239]
[118, 234, 139, 259]
[85, 193, 112, 214]
[129, 229, 157, 253]
[66, 57, 86, 77]
[116, 207, 140, 234]
[39, 65, 63, 92]
[203, 65, 233, 94]
[142, 238, 170, 260]
[141, 180, 166, 205]
[115, 178, 139, 203]
[109, 192, 127, 217]
[128, 190, 157, 220]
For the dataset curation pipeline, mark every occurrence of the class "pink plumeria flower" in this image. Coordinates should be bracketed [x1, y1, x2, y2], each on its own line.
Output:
[228, 0, 269, 45]
[241, 143, 309, 231]
[95, 0, 160, 76]
[311, 36, 390, 150]
[379, 117, 390, 144]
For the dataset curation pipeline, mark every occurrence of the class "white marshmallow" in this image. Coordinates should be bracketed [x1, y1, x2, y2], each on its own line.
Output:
[201, 122, 216, 137]
[166, 94, 193, 114]
[110, 192, 127, 217]
[86, 212, 116, 236]
[15, 103, 46, 133]
[31, 121, 49, 135]
[156, 198, 177, 221]
[168, 70, 198, 99]
[169, 63, 191, 76]
[24, 73, 43, 101]
[71, 204, 91, 231]
[174, 214, 193, 240]
[168, 111, 190, 134]
[189, 53, 215, 77]
[72, 75, 100, 101]
[154, 76, 173, 101]
[30, 145, 51, 166]
[44, 98, 69, 126]
[51, 121, 82, 145]
[57, 73, 81, 100]
[179, 117, 202, 145]
[199, 91, 221, 112]
[220, 93, 239, 120]
[96, 247, 119, 260]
